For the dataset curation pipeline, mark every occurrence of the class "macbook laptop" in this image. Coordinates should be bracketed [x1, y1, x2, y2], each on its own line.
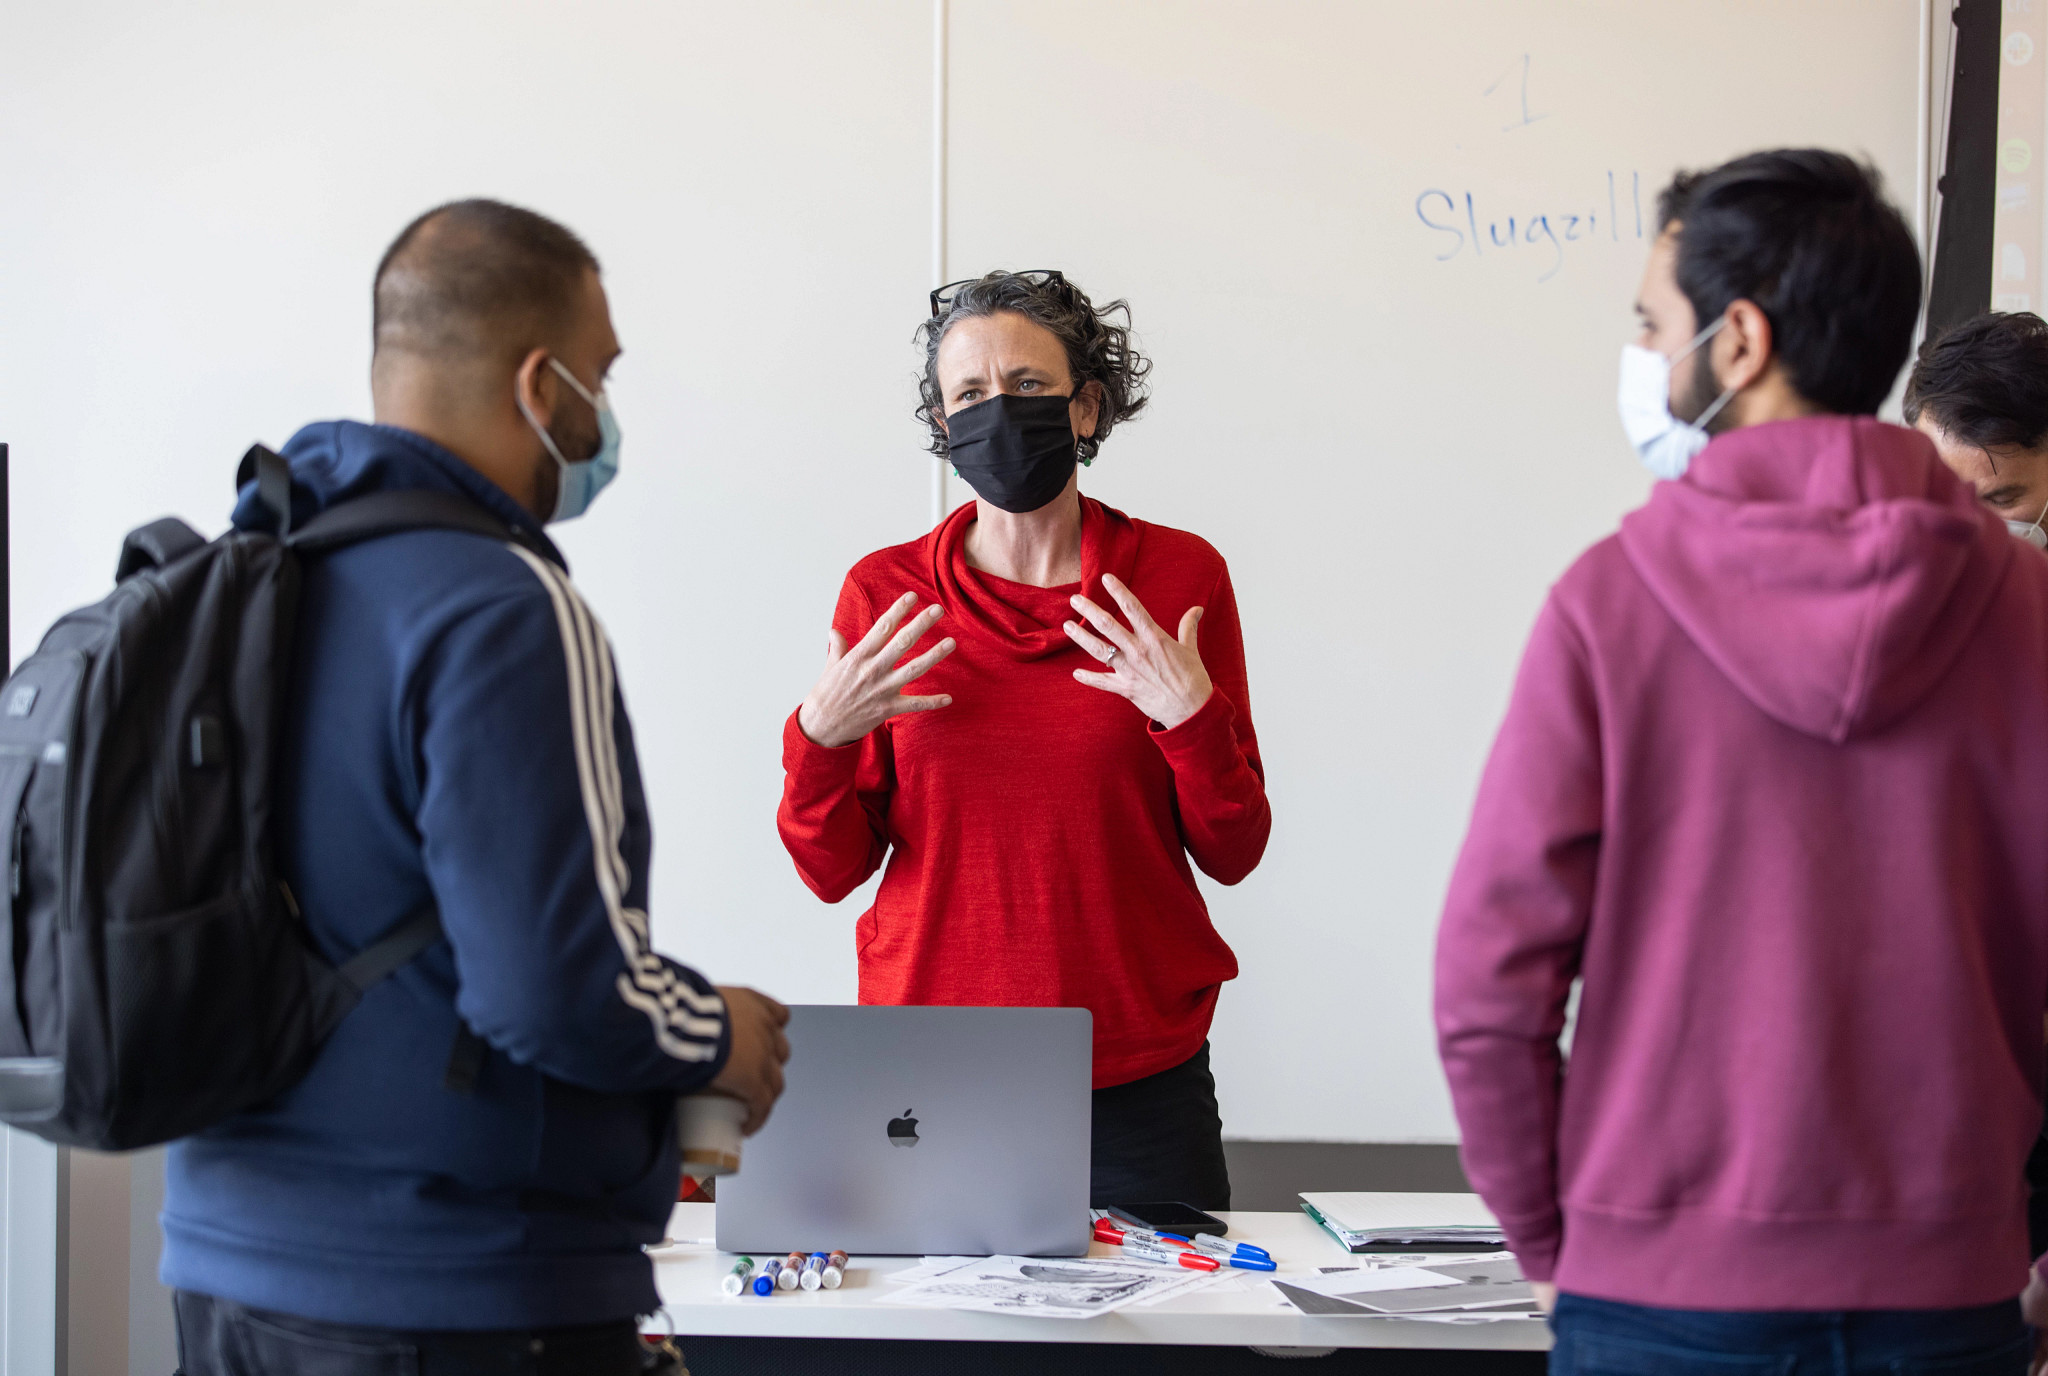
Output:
[713, 1005, 1092, 1257]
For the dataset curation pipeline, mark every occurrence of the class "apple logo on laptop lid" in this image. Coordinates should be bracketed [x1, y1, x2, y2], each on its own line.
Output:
[887, 1109, 919, 1147]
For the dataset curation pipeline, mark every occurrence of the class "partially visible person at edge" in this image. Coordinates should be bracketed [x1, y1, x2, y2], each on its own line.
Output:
[1907, 310, 2048, 550]
[1904, 309, 2048, 1354]
[775, 270, 1271, 1209]
[161, 200, 790, 1376]
[1436, 149, 2048, 1374]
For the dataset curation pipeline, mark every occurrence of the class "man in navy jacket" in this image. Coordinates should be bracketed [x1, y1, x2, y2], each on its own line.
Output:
[161, 200, 790, 1375]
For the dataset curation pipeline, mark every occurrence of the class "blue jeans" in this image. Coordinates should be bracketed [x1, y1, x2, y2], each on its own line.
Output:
[1549, 1292, 2031, 1375]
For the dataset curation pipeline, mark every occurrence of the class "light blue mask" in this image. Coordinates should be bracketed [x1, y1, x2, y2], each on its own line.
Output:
[516, 358, 620, 523]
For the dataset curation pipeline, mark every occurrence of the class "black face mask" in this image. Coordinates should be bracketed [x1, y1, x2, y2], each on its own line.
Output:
[945, 393, 1077, 514]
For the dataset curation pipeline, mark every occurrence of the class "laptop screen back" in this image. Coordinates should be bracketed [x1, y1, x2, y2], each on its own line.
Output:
[713, 1005, 1091, 1257]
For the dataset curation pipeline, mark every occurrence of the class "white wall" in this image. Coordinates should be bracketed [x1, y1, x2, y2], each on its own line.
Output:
[0, 4, 1938, 1221]
[946, 0, 1934, 1141]
[0, 0, 933, 1009]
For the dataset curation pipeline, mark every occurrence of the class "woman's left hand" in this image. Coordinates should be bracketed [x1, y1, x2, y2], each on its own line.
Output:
[1064, 574, 1214, 729]
[2021, 1265, 2048, 1375]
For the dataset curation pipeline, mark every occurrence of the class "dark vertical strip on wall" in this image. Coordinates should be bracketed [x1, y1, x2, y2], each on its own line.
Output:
[1, 442, 11, 673]
[1927, 0, 2004, 337]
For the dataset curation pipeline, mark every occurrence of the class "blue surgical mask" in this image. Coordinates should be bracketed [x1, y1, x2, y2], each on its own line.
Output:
[1616, 317, 1736, 481]
[516, 358, 620, 523]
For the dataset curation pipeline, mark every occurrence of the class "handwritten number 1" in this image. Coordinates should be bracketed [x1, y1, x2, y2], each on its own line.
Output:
[1484, 54, 1548, 132]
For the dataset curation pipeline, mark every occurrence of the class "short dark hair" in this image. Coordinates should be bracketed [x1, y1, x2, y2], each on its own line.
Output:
[1656, 149, 1922, 416]
[916, 271, 1151, 463]
[373, 199, 600, 365]
[1902, 311, 2048, 451]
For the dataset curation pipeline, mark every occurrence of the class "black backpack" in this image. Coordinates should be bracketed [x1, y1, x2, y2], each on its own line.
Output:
[0, 445, 537, 1150]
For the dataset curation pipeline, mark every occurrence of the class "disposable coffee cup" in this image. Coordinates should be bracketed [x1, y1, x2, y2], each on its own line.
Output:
[676, 1093, 747, 1180]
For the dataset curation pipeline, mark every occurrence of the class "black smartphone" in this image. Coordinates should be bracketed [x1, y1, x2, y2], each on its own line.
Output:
[1104, 1201, 1227, 1237]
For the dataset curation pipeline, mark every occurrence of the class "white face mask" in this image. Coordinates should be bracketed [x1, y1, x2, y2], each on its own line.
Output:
[1616, 316, 1737, 481]
[2008, 508, 2048, 549]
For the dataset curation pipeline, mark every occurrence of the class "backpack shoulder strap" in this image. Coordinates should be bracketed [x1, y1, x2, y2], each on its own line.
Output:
[240, 443, 554, 563]
[287, 489, 521, 553]
[335, 904, 444, 993]
[332, 905, 486, 1094]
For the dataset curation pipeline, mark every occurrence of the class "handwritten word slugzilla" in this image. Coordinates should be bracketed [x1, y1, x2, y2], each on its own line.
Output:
[1415, 172, 1646, 282]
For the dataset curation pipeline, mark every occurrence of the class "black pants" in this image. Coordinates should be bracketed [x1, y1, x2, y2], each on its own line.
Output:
[1090, 1042, 1231, 1210]
[173, 1291, 656, 1376]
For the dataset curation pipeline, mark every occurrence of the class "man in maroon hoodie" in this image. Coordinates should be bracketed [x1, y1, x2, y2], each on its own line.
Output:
[1437, 148, 2048, 1373]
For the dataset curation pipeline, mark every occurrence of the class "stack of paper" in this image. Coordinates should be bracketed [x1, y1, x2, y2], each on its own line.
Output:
[1352, 1225, 1505, 1248]
[1299, 1193, 1507, 1253]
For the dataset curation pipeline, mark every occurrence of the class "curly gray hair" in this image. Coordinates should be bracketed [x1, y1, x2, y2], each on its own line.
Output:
[916, 270, 1151, 464]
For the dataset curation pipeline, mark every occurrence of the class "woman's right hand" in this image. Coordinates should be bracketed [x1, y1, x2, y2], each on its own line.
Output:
[797, 592, 957, 748]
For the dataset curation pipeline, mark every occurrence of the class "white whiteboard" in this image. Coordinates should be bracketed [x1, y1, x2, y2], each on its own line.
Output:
[0, 0, 1934, 1144]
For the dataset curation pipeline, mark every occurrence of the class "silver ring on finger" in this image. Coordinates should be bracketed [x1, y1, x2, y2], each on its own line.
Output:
[1103, 646, 1119, 665]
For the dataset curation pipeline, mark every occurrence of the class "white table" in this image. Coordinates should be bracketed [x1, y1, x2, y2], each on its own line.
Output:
[644, 1193, 1549, 1353]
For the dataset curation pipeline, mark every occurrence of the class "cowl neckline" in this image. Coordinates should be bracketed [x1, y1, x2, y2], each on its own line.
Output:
[927, 496, 1144, 662]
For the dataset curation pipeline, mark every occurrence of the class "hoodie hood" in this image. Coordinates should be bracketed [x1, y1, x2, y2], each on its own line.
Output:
[1618, 415, 2015, 743]
[231, 419, 565, 568]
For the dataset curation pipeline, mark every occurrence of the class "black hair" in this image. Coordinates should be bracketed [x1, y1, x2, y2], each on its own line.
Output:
[1902, 311, 2048, 450]
[1656, 149, 1922, 416]
[915, 271, 1150, 463]
[373, 199, 600, 364]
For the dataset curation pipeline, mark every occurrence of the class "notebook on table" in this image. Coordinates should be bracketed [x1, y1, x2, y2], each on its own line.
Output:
[1299, 1191, 1508, 1253]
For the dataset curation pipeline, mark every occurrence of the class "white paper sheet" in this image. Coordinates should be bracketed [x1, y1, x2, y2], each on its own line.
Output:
[1281, 1266, 1462, 1297]
[883, 1256, 981, 1284]
[875, 1254, 1216, 1319]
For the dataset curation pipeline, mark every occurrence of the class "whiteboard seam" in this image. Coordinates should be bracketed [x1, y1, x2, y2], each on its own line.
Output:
[930, 0, 949, 530]
[1917, 0, 1931, 254]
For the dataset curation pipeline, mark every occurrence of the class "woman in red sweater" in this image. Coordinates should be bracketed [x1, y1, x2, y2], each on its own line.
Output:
[777, 270, 1271, 1208]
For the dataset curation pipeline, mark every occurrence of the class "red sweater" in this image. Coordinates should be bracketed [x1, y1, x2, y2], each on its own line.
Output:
[778, 498, 1271, 1087]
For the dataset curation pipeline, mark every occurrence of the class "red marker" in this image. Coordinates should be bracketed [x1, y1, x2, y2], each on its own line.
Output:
[1121, 1237, 1220, 1270]
[1094, 1220, 1199, 1251]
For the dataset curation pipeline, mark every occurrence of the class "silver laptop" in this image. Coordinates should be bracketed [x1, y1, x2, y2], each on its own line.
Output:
[713, 1005, 1092, 1257]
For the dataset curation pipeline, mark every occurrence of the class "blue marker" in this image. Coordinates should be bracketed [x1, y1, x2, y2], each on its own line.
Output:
[752, 1259, 784, 1296]
[1191, 1232, 1270, 1261]
[1183, 1234, 1273, 1268]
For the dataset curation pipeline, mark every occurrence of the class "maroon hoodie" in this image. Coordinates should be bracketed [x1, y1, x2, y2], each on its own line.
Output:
[1437, 416, 2048, 1309]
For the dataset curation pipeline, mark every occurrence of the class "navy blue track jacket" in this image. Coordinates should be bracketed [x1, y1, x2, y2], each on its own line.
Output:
[160, 421, 728, 1329]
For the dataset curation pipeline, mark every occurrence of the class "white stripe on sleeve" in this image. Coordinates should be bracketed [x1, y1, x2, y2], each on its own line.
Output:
[508, 546, 726, 1060]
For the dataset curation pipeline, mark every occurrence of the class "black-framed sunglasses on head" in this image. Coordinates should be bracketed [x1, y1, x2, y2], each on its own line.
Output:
[929, 269, 1069, 318]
